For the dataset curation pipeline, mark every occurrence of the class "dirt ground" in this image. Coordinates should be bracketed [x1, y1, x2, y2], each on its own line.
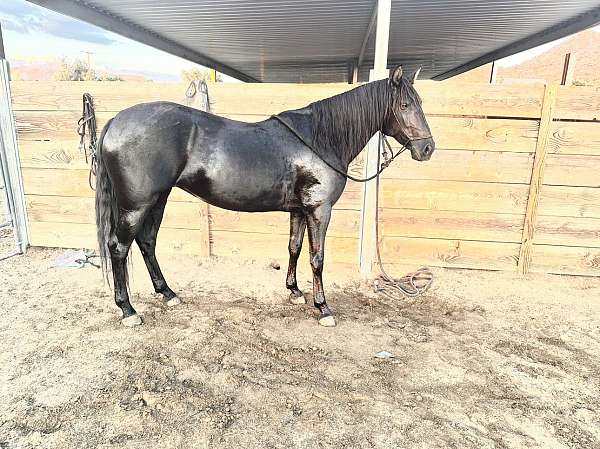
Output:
[1, 235, 599, 449]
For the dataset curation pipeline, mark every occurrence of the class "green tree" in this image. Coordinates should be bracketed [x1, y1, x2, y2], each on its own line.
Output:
[54, 58, 94, 81]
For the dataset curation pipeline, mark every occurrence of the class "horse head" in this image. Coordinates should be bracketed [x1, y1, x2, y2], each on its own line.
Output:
[383, 65, 435, 161]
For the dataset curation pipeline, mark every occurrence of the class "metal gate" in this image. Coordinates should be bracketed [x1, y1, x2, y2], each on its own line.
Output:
[0, 27, 28, 261]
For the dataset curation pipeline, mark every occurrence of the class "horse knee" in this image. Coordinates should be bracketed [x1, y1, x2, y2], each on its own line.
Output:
[310, 252, 323, 272]
[288, 240, 302, 258]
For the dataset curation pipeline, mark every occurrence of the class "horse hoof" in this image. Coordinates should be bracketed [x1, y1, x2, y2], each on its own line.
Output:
[289, 293, 306, 305]
[165, 296, 181, 307]
[122, 314, 143, 327]
[318, 315, 336, 327]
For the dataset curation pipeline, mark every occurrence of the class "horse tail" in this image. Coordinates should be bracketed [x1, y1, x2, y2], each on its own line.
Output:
[94, 116, 119, 284]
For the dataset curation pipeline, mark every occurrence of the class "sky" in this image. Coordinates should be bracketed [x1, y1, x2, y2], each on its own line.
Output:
[1, 0, 599, 81]
[0, 0, 212, 81]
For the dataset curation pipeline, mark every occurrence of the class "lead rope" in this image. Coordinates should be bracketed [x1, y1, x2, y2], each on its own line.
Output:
[373, 132, 433, 299]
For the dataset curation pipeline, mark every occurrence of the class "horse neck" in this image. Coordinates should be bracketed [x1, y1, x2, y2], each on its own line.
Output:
[311, 80, 391, 167]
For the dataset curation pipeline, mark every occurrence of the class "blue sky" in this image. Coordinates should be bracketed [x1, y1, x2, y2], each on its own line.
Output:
[0, 0, 210, 81]
[1, 0, 598, 81]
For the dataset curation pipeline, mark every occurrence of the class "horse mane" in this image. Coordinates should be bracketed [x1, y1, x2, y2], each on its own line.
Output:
[310, 77, 420, 165]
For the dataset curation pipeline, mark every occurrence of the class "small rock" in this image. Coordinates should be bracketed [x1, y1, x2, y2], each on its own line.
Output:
[268, 260, 281, 270]
[141, 391, 160, 407]
[374, 351, 394, 359]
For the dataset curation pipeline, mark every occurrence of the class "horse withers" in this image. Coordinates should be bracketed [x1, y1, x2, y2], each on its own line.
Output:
[94, 65, 434, 328]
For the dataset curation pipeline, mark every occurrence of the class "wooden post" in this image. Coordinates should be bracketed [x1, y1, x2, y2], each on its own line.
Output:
[183, 80, 211, 257]
[359, 0, 391, 277]
[489, 61, 498, 84]
[517, 84, 558, 274]
[561, 53, 575, 86]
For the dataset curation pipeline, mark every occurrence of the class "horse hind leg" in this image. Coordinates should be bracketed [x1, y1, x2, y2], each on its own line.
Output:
[135, 191, 180, 307]
[109, 200, 156, 327]
[286, 210, 307, 304]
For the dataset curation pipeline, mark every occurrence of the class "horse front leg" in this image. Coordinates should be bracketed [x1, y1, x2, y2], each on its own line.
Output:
[287, 210, 307, 304]
[306, 204, 335, 327]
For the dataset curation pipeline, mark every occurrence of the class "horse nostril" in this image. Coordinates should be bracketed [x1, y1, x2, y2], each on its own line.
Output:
[424, 145, 431, 154]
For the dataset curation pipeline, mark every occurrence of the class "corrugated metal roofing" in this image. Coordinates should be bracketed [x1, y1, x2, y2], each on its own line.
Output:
[27, 0, 600, 82]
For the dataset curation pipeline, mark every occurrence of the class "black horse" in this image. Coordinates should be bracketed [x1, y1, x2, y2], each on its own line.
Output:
[94, 65, 434, 327]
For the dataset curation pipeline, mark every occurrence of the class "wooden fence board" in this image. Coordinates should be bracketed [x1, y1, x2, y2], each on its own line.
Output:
[11, 81, 186, 111]
[555, 86, 600, 121]
[531, 244, 600, 276]
[382, 150, 534, 184]
[380, 236, 520, 271]
[25, 195, 207, 230]
[544, 154, 600, 187]
[15, 110, 113, 141]
[426, 117, 538, 152]
[29, 221, 208, 255]
[210, 230, 358, 265]
[535, 216, 600, 248]
[19, 141, 89, 170]
[538, 185, 600, 219]
[381, 209, 524, 243]
[21, 167, 201, 202]
[548, 121, 600, 156]
[381, 180, 529, 214]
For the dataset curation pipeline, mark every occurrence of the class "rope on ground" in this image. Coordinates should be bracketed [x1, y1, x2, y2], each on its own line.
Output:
[373, 132, 434, 299]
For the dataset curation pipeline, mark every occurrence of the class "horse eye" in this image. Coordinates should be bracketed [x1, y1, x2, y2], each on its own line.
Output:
[400, 103, 408, 110]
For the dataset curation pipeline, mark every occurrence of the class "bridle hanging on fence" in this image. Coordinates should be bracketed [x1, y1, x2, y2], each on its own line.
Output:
[77, 93, 98, 190]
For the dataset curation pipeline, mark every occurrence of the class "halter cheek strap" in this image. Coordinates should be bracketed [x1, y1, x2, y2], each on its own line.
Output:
[390, 106, 432, 143]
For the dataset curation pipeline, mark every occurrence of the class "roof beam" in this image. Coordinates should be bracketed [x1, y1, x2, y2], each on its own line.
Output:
[357, 3, 378, 70]
[432, 5, 600, 81]
[25, 0, 259, 82]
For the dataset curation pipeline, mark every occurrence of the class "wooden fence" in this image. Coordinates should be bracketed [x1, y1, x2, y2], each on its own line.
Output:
[10, 80, 600, 275]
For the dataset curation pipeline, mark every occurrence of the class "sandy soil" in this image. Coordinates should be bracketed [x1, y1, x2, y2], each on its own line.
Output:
[1, 235, 599, 449]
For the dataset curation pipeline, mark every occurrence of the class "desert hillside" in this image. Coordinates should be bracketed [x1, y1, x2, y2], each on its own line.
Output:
[454, 28, 600, 85]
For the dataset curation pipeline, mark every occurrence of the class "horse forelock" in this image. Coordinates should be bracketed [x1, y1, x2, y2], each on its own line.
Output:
[311, 78, 414, 165]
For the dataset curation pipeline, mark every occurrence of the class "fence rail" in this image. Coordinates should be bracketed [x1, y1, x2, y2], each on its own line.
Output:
[10, 80, 600, 275]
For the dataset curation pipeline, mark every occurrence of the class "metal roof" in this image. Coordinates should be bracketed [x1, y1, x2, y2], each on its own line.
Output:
[27, 0, 600, 83]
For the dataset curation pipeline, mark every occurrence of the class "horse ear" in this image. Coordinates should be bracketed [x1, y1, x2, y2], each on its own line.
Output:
[411, 66, 422, 84]
[389, 65, 403, 87]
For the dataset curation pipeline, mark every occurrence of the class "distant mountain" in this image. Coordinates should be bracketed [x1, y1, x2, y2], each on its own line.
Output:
[10, 60, 62, 81]
[9, 59, 177, 82]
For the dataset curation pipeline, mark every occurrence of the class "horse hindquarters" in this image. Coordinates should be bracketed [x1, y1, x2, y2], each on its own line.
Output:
[96, 109, 188, 325]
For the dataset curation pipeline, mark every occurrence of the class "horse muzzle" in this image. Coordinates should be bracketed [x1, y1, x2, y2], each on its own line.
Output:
[409, 137, 435, 161]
